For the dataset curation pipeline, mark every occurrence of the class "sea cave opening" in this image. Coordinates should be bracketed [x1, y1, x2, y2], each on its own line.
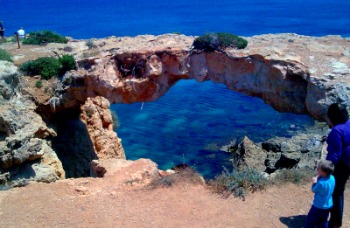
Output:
[111, 79, 323, 179]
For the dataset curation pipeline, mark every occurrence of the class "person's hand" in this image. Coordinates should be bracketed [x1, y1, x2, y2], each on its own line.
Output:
[312, 176, 319, 184]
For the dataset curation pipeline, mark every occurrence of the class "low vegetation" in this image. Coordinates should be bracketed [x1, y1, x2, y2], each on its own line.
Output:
[85, 39, 97, 49]
[0, 49, 13, 62]
[270, 168, 314, 185]
[148, 165, 205, 189]
[35, 80, 43, 88]
[23, 30, 68, 45]
[210, 167, 268, 200]
[209, 167, 314, 200]
[4, 36, 17, 43]
[20, 54, 76, 79]
[58, 54, 76, 75]
[192, 32, 248, 52]
[20, 57, 62, 79]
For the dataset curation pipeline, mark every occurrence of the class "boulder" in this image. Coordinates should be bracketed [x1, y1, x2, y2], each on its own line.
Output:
[263, 134, 323, 171]
[10, 163, 59, 183]
[12, 138, 44, 165]
[265, 152, 282, 173]
[0, 61, 19, 100]
[233, 136, 267, 172]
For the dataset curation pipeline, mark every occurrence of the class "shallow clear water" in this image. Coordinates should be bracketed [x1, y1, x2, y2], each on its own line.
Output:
[112, 80, 317, 178]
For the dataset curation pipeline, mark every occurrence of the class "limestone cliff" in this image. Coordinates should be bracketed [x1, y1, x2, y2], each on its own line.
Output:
[1, 33, 349, 185]
[0, 61, 65, 185]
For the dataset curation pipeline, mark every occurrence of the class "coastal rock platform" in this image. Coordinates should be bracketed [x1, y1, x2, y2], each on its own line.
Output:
[1, 33, 349, 184]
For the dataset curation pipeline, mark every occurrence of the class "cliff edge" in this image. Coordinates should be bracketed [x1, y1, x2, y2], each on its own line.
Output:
[0, 33, 349, 184]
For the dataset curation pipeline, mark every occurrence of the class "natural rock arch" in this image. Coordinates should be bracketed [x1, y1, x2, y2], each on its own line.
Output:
[2, 34, 349, 184]
[54, 34, 349, 177]
[61, 42, 347, 122]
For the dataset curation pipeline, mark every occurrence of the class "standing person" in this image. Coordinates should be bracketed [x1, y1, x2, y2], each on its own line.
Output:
[305, 160, 335, 228]
[326, 103, 350, 227]
[0, 21, 5, 43]
[17, 27, 25, 39]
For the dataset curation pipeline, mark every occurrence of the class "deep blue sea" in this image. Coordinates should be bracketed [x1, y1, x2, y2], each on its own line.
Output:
[1, 0, 350, 38]
[2, 0, 349, 178]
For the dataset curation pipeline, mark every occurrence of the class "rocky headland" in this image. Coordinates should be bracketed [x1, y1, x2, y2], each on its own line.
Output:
[0, 33, 349, 186]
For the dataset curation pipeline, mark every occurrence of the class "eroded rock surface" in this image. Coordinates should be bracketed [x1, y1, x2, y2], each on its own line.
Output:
[0, 62, 64, 184]
[232, 137, 267, 172]
[52, 34, 350, 121]
[91, 158, 159, 185]
[80, 96, 125, 160]
[263, 134, 323, 172]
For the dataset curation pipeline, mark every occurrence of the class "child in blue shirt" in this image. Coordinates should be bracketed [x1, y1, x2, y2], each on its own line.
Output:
[305, 160, 335, 228]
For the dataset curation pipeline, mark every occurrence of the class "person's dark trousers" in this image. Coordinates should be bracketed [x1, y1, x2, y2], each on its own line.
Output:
[329, 162, 350, 227]
[305, 205, 330, 228]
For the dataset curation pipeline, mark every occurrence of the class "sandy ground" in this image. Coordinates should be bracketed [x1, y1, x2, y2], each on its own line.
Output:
[0, 176, 349, 228]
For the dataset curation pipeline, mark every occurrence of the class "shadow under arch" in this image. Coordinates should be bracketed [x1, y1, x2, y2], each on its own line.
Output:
[51, 108, 97, 178]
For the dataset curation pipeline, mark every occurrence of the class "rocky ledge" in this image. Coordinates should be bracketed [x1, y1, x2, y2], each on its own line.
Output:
[0, 33, 349, 186]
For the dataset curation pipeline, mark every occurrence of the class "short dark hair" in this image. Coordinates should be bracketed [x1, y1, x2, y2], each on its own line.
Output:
[327, 103, 349, 126]
[318, 160, 334, 176]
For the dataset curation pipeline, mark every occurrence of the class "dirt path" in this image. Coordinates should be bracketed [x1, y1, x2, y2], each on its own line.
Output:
[0, 176, 349, 228]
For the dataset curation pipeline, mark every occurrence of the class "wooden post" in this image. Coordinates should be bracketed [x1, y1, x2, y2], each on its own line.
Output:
[15, 33, 20, 49]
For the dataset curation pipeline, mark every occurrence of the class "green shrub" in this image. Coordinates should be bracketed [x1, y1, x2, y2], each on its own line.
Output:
[22, 30, 68, 45]
[20, 55, 76, 79]
[192, 32, 248, 51]
[35, 80, 43, 88]
[0, 49, 13, 62]
[20, 57, 62, 79]
[209, 167, 268, 199]
[59, 54, 76, 75]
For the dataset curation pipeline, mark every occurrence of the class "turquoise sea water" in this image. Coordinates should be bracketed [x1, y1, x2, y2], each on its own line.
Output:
[111, 80, 316, 178]
[2, 0, 348, 178]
